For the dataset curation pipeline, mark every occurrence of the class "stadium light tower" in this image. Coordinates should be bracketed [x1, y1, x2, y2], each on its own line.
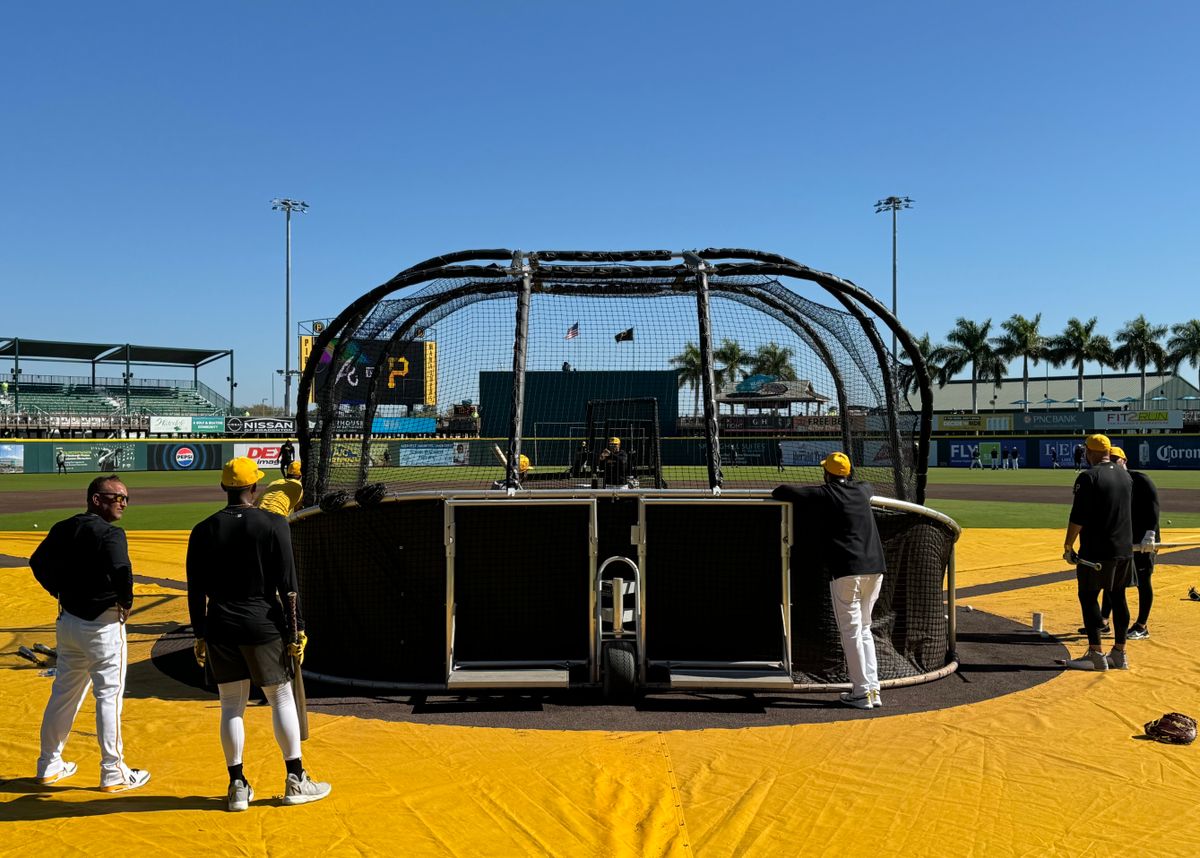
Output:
[873, 195, 914, 361]
[271, 198, 309, 415]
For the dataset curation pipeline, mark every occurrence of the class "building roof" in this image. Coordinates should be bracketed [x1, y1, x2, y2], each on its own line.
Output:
[906, 371, 1200, 413]
[0, 337, 230, 368]
[717, 377, 830, 406]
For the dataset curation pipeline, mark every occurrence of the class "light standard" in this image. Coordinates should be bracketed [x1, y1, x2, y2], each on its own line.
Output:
[271, 198, 309, 415]
[874, 195, 914, 360]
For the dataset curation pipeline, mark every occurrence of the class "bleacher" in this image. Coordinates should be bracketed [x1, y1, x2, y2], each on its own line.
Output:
[2, 376, 225, 416]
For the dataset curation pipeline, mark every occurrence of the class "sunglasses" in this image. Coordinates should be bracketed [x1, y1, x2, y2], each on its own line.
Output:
[96, 492, 130, 505]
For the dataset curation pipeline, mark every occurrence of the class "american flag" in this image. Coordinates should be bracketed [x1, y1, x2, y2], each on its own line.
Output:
[564, 322, 580, 340]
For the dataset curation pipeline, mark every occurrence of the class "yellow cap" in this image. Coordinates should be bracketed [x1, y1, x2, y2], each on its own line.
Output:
[1109, 446, 1126, 461]
[286, 460, 302, 477]
[222, 457, 264, 488]
[518, 453, 531, 472]
[608, 437, 621, 447]
[821, 451, 852, 477]
[1085, 434, 1112, 452]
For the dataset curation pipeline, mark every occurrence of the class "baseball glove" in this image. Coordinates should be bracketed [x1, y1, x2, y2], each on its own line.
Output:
[354, 482, 388, 507]
[1188, 586, 1200, 602]
[318, 490, 350, 513]
[1144, 712, 1197, 745]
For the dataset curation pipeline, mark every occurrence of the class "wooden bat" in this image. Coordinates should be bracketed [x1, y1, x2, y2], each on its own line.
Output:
[33, 643, 58, 658]
[18, 646, 46, 666]
[286, 592, 309, 741]
[492, 444, 508, 467]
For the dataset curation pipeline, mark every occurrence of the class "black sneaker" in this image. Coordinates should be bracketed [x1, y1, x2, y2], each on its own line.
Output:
[1077, 624, 1110, 635]
[1126, 626, 1150, 640]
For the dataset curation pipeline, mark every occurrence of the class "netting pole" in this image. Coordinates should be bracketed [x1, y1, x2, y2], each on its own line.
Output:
[505, 252, 532, 488]
[685, 251, 723, 490]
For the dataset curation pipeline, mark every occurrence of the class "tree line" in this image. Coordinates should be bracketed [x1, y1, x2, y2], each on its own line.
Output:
[671, 340, 797, 415]
[903, 315, 1200, 412]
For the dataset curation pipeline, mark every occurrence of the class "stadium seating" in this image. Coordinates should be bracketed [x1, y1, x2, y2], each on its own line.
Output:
[0, 378, 224, 416]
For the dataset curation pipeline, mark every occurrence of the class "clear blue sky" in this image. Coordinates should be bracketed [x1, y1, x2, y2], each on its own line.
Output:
[3, 2, 1197, 407]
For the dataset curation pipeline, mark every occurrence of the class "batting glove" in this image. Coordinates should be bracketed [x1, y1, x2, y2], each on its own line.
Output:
[288, 631, 308, 665]
[1141, 530, 1158, 554]
[1063, 548, 1079, 565]
[193, 638, 207, 668]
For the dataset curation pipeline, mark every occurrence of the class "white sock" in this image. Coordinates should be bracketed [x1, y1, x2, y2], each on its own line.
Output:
[217, 680, 250, 766]
[262, 682, 302, 761]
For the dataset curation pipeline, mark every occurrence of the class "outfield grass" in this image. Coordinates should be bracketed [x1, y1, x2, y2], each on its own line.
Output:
[922, 499, 1200, 529]
[0, 502, 221, 532]
[925, 467, 1200, 489]
[0, 470, 226, 492]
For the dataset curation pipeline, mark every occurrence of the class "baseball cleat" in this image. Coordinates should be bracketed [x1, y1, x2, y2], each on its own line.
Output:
[101, 768, 151, 793]
[839, 692, 873, 710]
[228, 779, 254, 812]
[283, 771, 331, 805]
[36, 761, 77, 785]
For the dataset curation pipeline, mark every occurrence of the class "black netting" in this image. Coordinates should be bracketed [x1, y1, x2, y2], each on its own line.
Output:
[300, 252, 925, 503]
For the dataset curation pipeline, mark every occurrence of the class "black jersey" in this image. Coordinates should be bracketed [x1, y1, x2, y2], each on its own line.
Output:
[1069, 462, 1133, 560]
[772, 480, 887, 579]
[186, 505, 301, 645]
[30, 512, 132, 621]
[1129, 470, 1160, 541]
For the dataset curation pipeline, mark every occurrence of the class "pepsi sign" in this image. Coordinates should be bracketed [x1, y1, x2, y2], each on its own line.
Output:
[148, 443, 222, 471]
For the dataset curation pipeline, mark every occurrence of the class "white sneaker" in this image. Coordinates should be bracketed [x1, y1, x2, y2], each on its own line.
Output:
[101, 768, 151, 793]
[283, 771, 331, 806]
[37, 760, 77, 785]
[839, 692, 873, 710]
[869, 689, 883, 708]
[228, 779, 254, 812]
[1065, 650, 1109, 671]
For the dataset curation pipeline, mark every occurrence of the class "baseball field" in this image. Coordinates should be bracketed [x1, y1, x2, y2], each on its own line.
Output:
[2, 468, 1199, 856]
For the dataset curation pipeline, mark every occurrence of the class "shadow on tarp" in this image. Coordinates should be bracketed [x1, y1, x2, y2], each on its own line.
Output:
[0, 780, 230, 820]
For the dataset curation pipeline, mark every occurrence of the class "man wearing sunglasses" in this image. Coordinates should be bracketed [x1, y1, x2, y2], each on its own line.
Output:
[29, 474, 151, 792]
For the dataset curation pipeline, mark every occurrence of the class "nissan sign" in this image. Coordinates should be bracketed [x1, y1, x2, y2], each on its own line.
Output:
[226, 417, 296, 434]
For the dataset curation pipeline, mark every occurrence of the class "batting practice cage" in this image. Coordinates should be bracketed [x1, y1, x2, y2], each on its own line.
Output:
[293, 249, 958, 698]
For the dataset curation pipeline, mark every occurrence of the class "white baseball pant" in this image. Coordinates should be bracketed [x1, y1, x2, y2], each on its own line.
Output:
[830, 573, 883, 698]
[36, 606, 133, 787]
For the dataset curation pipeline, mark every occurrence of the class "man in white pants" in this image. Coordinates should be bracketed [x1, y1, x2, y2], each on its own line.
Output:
[773, 452, 887, 709]
[30, 474, 151, 791]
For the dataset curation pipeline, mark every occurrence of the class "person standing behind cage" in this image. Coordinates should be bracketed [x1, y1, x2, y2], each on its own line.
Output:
[30, 475, 151, 792]
[187, 457, 331, 812]
[772, 452, 886, 709]
[1062, 434, 1134, 671]
[278, 440, 296, 478]
[258, 461, 305, 518]
[598, 437, 629, 485]
[1096, 446, 1159, 640]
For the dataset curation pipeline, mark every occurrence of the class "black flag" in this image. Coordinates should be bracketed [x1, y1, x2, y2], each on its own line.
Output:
[614, 327, 634, 342]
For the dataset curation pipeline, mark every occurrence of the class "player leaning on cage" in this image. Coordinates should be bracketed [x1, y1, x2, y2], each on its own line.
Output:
[1062, 434, 1134, 671]
[259, 460, 304, 517]
[187, 457, 331, 812]
[1096, 446, 1159, 640]
[772, 452, 886, 709]
[29, 474, 151, 792]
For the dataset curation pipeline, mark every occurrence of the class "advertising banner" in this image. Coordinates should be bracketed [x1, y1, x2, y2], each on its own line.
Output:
[56, 442, 142, 473]
[1144, 437, 1200, 469]
[327, 441, 389, 466]
[0, 443, 24, 473]
[779, 439, 839, 467]
[148, 443, 223, 471]
[1015, 412, 1092, 431]
[1036, 438, 1085, 469]
[312, 339, 437, 407]
[935, 414, 1013, 432]
[946, 440, 1029, 468]
[149, 416, 191, 434]
[1096, 410, 1182, 430]
[192, 416, 227, 434]
[233, 443, 301, 469]
[225, 416, 295, 434]
[398, 443, 454, 466]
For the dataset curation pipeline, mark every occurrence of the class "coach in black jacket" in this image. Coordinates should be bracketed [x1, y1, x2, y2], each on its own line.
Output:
[773, 452, 887, 709]
[1063, 434, 1133, 671]
[1100, 446, 1160, 639]
[30, 474, 150, 792]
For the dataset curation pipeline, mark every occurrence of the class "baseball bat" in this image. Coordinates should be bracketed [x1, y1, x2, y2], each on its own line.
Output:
[492, 444, 508, 467]
[33, 643, 57, 658]
[286, 592, 309, 741]
[17, 646, 46, 666]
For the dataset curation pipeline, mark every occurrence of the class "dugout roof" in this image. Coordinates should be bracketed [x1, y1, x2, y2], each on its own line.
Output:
[0, 337, 230, 368]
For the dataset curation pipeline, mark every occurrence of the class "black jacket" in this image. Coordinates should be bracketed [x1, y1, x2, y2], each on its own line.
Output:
[30, 513, 133, 620]
[772, 480, 887, 579]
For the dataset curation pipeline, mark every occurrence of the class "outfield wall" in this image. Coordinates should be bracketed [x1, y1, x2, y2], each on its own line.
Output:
[931, 434, 1200, 469]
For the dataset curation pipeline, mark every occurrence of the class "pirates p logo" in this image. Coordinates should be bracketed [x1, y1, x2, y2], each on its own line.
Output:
[387, 356, 409, 388]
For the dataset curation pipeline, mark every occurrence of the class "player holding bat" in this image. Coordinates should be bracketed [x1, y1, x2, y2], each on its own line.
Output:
[1062, 434, 1134, 671]
[187, 457, 331, 812]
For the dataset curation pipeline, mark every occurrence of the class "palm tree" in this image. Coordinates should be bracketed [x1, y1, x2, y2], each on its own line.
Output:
[934, 318, 996, 413]
[1167, 319, 1200, 393]
[669, 342, 703, 417]
[714, 338, 753, 389]
[993, 313, 1045, 412]
[1046, 317, 1112, 411]
[897, 333, 948, 397]
[748, 342, 798, 380]
[1113, 315, 1169, 409]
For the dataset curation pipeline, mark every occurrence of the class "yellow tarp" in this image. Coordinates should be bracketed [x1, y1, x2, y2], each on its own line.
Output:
[2, 528, 1200, 857]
